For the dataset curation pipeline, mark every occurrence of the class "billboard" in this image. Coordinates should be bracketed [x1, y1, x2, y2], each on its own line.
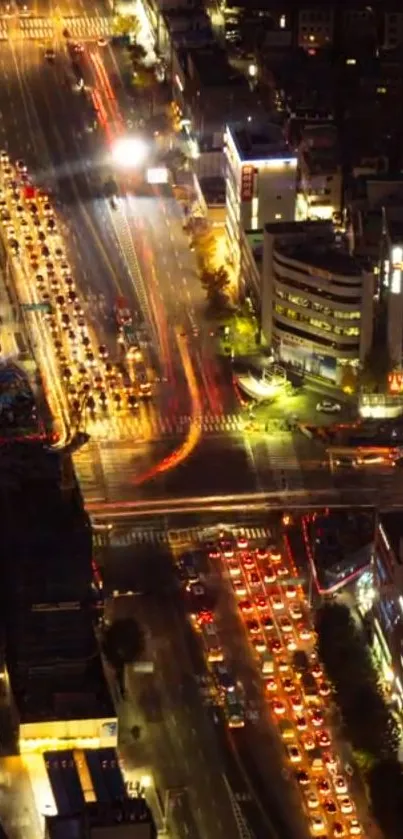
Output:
[241, 165, 254, 201]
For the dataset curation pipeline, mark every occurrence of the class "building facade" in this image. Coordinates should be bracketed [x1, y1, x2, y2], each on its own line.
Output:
[261, 221, 374, 383]
[296, 123, 343, 222]
[225, 122, 297, 283]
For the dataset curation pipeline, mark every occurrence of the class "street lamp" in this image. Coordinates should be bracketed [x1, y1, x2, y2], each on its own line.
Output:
[111, 137, 148, 168]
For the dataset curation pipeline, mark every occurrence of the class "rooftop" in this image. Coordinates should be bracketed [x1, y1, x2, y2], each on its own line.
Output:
[278, 242, 363, 277]
[46, 796, 156, 839]
[187, 46, 247, 88]
[228, 121, 294, 162]
[13, 652, 114, 723]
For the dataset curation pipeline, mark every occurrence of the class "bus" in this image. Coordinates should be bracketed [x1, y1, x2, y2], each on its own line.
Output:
[200, 620, 223, 662]
[224, 688, 245, 728]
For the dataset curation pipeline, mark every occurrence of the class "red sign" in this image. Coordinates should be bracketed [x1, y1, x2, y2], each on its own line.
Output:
[388, 372, 403, 393]
[241, 165, 254, 202]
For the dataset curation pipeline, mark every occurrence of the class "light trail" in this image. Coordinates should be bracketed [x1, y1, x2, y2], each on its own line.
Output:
[133, 328, 203, 485]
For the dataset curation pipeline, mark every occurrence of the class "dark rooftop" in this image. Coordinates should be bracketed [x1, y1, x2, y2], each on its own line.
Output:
[228, 121, 293, 162]
[278, 242, 363, 277]
[188, 46, 247, 88]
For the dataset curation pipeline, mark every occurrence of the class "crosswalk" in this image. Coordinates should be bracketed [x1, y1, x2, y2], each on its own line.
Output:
[11, 15, 112, 41]
[93, 525, 273, 549]
[86, 412, 271, 442]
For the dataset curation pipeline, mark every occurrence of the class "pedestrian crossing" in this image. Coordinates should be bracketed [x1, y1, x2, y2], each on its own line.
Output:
[17, 15, 112, 41]
[86, 412, 259, 442]
[92, 525, 273, 549]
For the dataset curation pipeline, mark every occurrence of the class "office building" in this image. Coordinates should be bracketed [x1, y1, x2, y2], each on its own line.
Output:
[225, 121, 297, 282]
[296, 123, 342, 222]
[0, 441, 115, 752]
[261, 221, 374, 383]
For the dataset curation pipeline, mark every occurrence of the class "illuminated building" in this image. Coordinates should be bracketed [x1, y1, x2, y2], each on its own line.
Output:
[261, 220, 374, 382]
[297, 7, 334, 51]
[380, 207, 403, 367]
[225, 121, 297, 284]
[296, 123, 342, 223]
[302, 509, 374, 596]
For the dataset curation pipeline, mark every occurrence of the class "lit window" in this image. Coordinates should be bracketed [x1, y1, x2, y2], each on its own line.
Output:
[280, 14, 286, 29]
[275, 213, 282, 220]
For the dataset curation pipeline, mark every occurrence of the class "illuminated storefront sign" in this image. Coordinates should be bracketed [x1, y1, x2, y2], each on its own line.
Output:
[388, 372, 403, 393]
[241, 165, 254, 202]
[391, 245, 403, 295]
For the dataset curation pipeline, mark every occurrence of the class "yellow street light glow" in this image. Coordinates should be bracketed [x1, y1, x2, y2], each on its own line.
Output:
[111, 137, 148, 168]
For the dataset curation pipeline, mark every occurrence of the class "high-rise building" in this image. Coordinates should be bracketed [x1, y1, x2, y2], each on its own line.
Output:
[225, 121, 297, 283]
[261, 220, 374, 383]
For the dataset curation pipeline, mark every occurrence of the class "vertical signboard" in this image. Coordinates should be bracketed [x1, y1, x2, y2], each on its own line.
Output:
[241, 165, 254, 201]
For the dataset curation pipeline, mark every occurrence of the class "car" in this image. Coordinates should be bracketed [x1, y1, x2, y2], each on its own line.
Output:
[276, 563, 289, 577]
[248, 572, 261, 588]
[340, 797, 354, 815]
[207, 545, 220, 559]
[269, 549, 282, 563]
[16, 159, 27, 172]
[290, 693, 304, 712]
[221, 542, 234, 558]
[302, 734, 316, 751]
[251, 636, 266, 652]
[245, 619, 260, 635]
[309, 816, 325, 834]
[278, 658, 290, 673]
[279, 616, 292, 634]
[270, 639, 282, 655]
[265, 678, 277, 693]
[317, 729, 331, 748]
[317, 779, 331, 796]
[347, 819, 361, 836]
[228, 561, 241, 578]
[233, 580, 247, 597]
[239, 599, 253, 614]
[262, 564, 276, 583]
[289, 603, 303, 620]
[323, 751, 338, 771]
[256, 547, 268, 560]
[45, 48, 56, 61]
[297, 623, 313, 642]
[318, 681, 331, 697]
[316, 400, 341, 413]
[287, 745, 302, 764]
[310, 709, 324, 727]
[284, 584, 297, 599]
[332, 823, 346, 838]
[272, 699, 286, 716]
[54, 248, 65, 260]
[97, 37, 108, 47]
[311, 663, 323, 679]
[282, 678, 294, 693]
[99, 344, 108, 360]
[255, 596, 268, 611]
[305, 791, 320, 810]
[271, 594, 284, 611]
[262, 615, 274, 631]
[296, 715, 308, 731]
[73, 41, 84, 53]
[0, 150, 9, 162]
[295, 770, 310, 787]
[324, 798, 337, 814]
[334, 775, 348, 796]
[243, 555, 255, 570]
[237, 536, 248, 549]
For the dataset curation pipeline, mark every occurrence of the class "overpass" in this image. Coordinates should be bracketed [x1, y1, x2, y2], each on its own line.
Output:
[0, 13, 113, 41]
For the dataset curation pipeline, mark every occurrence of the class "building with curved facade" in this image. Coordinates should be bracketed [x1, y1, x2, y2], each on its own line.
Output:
[261, 221, 374, 383]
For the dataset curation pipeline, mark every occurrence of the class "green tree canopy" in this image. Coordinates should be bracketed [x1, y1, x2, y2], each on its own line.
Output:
[200, 266, 231, 310]
[315, 603, 399, 760]
[368, 759, 403, 839]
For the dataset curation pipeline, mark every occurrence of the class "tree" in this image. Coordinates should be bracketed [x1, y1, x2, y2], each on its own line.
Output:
[368, 759, 403, 839]
[201, 266, 231, 310]
[102, 617, 145, 694]
[193, 228, 218, 272]
[315, 603, 400, 761]
[360, 341, 394, 393]
[112, 14, 140, 38]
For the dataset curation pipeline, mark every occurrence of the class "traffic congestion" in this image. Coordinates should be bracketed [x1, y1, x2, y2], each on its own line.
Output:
[180, 533, 364, 838]
[0, 152, 143, 440]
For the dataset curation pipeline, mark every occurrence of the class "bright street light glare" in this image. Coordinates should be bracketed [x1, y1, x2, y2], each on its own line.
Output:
[111, 137, 148, 168]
